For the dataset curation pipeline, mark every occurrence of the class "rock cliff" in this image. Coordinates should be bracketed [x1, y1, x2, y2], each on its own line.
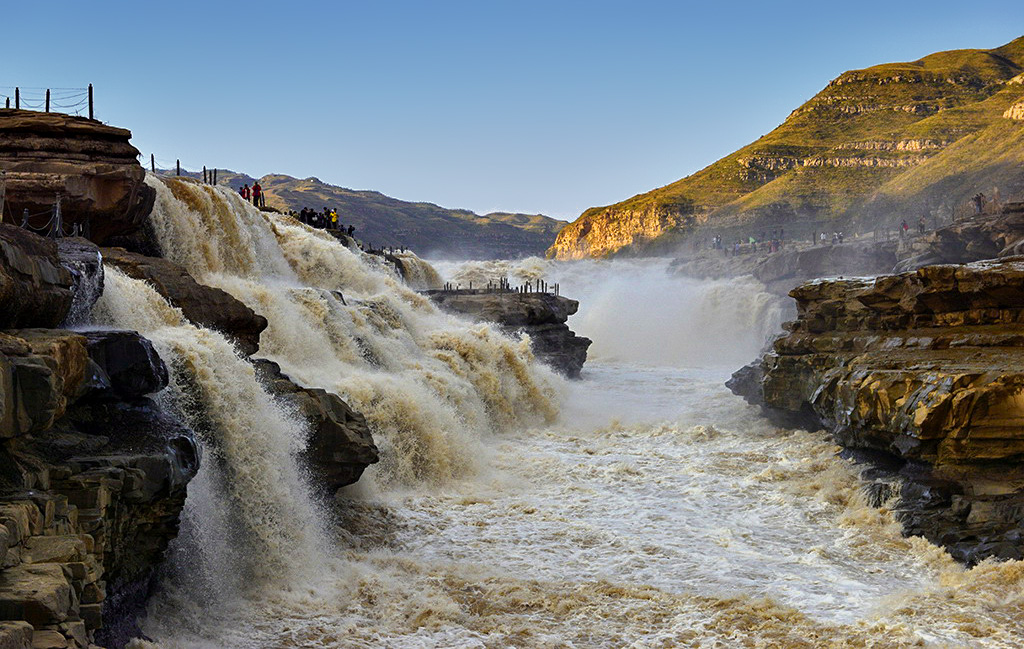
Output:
[0, 111, 154, 245]
[424, 291, 591, 378]
[730, 258, 1024, 564]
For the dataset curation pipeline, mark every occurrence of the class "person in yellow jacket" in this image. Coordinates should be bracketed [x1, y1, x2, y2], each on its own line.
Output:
[330, 209, 338, 229]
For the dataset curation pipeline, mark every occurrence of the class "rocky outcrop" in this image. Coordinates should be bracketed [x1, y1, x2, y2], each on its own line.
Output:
[547, 205, 684, 260]
[0, 110, 154, 245]
[100, 248, 267, 356]
[730, 259, 1024, 564]
[0, 328, 199, 648]
[252, 359, 378, 492]
[424, 291, 592, 378]
[896, 201, 1024, 271]
[0, 224, 74, 329]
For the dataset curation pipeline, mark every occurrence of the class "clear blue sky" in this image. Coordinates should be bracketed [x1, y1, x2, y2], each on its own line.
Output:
[3, 1, 1022, 220]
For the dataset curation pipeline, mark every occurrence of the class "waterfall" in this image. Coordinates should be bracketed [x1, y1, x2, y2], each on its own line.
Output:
[92, 268, 328, 595]
[141, 175, 561, 488]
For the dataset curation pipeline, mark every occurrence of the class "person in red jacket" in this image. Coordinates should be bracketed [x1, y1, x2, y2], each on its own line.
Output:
[240, 184, 250, 201]
[252, 182, 262, 208]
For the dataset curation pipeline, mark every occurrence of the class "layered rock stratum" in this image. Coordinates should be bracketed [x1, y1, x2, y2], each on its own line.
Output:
[730, 258, 1024, 564]
[551, 36, 1024, 259]
[0, 110, 154, 245]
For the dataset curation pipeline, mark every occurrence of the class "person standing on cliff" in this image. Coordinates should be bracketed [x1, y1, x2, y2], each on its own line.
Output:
[240, 184, 250, 201]
[252, 181, 263, 208]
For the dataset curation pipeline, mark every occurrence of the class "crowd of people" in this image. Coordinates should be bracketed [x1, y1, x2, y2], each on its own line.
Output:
[293, 206, 356, 236]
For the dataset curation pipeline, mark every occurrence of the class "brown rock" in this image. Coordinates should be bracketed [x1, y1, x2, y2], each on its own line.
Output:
[0, 110, 154, 245]
[100, 247, 267, 355]
[0, 225, 73, 328]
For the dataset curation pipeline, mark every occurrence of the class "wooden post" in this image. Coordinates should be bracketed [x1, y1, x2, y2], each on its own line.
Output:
[88, 84, 94, 120]
[4, 98, 8, 109]
[151, 154, 155, 173]
[45, 89, 50, 113]
[176, 160, 180, 176]
[213, 169, 217, 185]
[203, 166, 208, 184]
[14, 88, 19, 110]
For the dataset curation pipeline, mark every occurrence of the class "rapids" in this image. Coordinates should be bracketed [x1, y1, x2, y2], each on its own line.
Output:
[97, 178, 1024, 648]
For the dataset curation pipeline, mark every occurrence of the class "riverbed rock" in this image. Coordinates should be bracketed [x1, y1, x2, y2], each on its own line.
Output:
[731, 258, 1024, 563]
[100, 247, 267, 356]
[423, 291, 592, 378]
[0, 110, 154, 246]
[252, 359, 378, 492]
[0, 226, 73, 329]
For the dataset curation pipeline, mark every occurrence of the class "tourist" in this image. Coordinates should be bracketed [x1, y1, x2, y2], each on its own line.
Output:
[820, 232, 827, 245]
[918, 215, 927, 234]
[347, 224, 355, 236]
[252, 181, 262, 208]
[240, 184, 250, 201]
[330, 209, 338, 229]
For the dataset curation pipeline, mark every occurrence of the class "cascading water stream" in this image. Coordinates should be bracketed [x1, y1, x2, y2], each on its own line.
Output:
[96, 175, 1024, 647]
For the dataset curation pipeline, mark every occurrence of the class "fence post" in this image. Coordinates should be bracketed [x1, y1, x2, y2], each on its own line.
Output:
[213, 169, 217, 185]
[88, 84, 94, 120]
[203, 166, 208, 184]
[14, 88, 19, 110]
[176, 160, 180, 176]
[45, 89, 50, 113]
[4, 98, 8, 109]
[151, 154, 155, 173]
[52, 195, 62, 239]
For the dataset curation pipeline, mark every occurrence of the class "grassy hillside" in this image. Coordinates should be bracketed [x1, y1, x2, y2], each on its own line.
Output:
[551, 36, 1024, 259]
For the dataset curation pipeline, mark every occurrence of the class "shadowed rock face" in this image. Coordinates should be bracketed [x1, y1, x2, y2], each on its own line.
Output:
[896, 201, 1024, 271]
[0, 110, 155, 245]
[731, 259, 1024, 564]
[252, 359, 378, 492]
[0, 224, 74, 328]
[0, 328, 199, 649]
[424, 291, 591, 378]
[100, 247, 268, 356]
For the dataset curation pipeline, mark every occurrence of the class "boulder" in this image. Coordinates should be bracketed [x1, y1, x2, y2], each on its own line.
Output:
[0, 110, 154, 245]
[0, 225, 73, 328]
[423, 291, 592, 378]
[252, 359, 378, 491]
[80, 330, 168, 400]
[100, 247, 267, 356]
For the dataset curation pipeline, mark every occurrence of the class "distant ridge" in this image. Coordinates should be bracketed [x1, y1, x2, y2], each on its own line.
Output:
[173, 170, 563, 260]
[550, 36, 1024, 259]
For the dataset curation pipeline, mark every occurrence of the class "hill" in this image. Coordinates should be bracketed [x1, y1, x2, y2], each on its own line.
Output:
[549, 36, 1024, 259]
[175, 170, 564, 259]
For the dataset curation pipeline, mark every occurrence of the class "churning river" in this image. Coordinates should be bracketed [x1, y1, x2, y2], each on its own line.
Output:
[98, 179, 1024, 648]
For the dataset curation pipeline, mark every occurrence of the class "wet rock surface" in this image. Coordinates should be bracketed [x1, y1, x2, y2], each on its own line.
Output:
[0, 327, 198, 648]
[100, 247, 267, 356]
[57, 239, 104, 328]
[0, 225, 73, 329]
[424, 290, 592, 378]
[252, 359, 378, 492]
[731, 258, 1024, 564]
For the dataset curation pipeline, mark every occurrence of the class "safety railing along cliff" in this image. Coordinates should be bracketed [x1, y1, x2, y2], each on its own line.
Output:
[0, 85, 94, 119]
[438, 278, 560, 296]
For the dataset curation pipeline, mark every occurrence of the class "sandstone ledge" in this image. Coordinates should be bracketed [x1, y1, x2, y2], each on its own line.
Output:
[731, 258, 1024, 563]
